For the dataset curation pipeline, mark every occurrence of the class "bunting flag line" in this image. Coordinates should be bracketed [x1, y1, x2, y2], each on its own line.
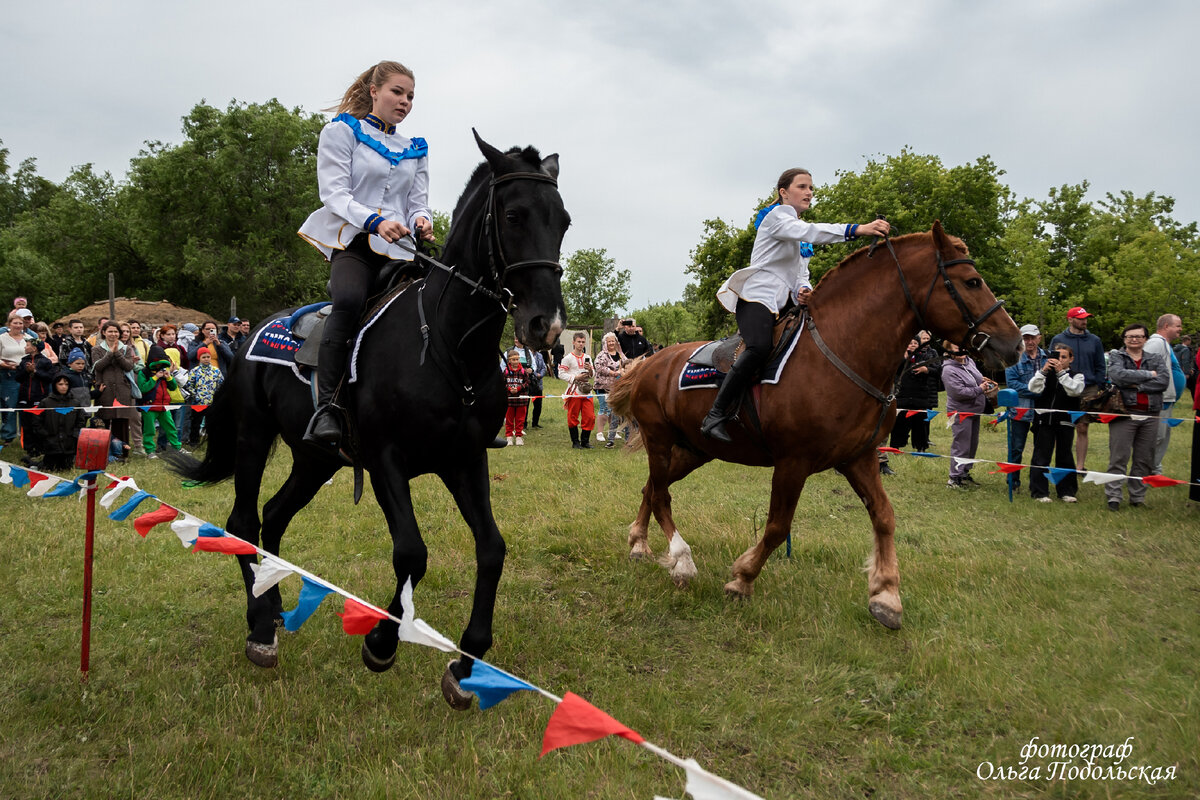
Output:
[1083, 471, 1128, 485]
[0, 459, 777, 799]
[1046, 467, 1075, 486]
[25, 470, 57, 497]
[540, 691, 644, 757]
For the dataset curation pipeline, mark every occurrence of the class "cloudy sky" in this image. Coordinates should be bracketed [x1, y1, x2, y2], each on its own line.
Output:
[3, 1, 1197, 310]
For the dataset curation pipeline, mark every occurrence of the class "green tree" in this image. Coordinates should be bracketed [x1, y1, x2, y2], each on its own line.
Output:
[996, 200, 1063, 331]
[683, 217, 755, 339]
[561, 247, 630, 325]
[629, 300, 703, 347]
[809, 149, 1012, 290]
[124, 99, 329, 320]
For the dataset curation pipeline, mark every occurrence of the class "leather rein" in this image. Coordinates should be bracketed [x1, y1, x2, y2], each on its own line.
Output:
[805, 235, 1006, 456]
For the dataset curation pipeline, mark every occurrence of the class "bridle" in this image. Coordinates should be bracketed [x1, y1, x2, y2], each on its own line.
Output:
[399, 169, 564, 404]
[880, 237, 1006, 354]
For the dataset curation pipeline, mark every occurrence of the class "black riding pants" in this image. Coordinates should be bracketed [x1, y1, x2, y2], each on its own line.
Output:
[734, 299, 777, 374]
[326, 234, 389, 346]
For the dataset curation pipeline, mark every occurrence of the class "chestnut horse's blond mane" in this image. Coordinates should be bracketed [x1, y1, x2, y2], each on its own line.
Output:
[812, 230, 969, 299]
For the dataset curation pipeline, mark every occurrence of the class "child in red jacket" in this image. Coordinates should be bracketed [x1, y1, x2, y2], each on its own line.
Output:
[503, 350, 530, 446]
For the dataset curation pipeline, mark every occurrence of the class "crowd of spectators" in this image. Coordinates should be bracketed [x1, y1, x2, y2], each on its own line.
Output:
[0, 297, 242, 465]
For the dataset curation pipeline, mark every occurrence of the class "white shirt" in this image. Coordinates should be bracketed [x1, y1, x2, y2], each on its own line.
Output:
[298, 116, 431, 260]
[717, 205, 856, 314]
[558, 351, 592, 397]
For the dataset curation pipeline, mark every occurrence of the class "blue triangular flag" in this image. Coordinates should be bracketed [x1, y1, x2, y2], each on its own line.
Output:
[924, 410, 940, 421]
[1046, 467, 1074, 486]
[54, 407, 74, 415]
[911, 451, 939, 458]
[109, 490, 155, 520]
[44, 479, 83, 498]
[9, 466, 30, 487]
[1164, 417, 1184, 428]
[198, 523, 227, 537]
[281, 576, 336, 632]
[1068, 411, 1087, 424]
[459, 661, 537, 709]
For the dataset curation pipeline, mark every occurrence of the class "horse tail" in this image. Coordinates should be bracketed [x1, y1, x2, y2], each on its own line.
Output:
[164, 371, 241, 484]
[607, 358, 643, 421]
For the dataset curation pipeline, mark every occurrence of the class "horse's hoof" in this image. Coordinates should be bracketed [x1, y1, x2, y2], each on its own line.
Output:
[362, 641, 397, 673]
[723, 579, 752, 599]
[441, 661, 475, 711]
[671, 573, 693, 589]
[245, 635, 278, 668]
[628, 549, 651, 561]
[869, 600, 902, 630]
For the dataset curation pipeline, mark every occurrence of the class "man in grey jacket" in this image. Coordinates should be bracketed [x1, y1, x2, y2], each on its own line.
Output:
[1104, 323, 1169, 510]
[1143, 313, 1182, 473]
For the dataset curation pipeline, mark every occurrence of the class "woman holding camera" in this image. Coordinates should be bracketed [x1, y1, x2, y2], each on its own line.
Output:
[942, 341, 996, 488]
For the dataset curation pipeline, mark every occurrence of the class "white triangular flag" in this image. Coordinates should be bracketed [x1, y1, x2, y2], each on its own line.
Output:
[26, 474, 60, 497]
[100, 476, 139, 508]
[681, 758, 764, 800]
[0, 463, 12, 484]
[250, 557, 295, 597]
[170, 514, 202, 547]
[1083, 471, 1127, 485]
[396, 578, 456, 652]
[952, 457, 984, 468]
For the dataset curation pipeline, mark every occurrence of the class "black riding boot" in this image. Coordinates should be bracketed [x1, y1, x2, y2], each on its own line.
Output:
[303, 336, 351, 452]
[569, 426, 580, 449]
[580, 429, 593, 449]
[700, 358, 758, 443]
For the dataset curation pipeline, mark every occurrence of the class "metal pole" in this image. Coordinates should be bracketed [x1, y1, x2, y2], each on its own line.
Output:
[108, 273, 116, 323]
[81, 477, 97, 679]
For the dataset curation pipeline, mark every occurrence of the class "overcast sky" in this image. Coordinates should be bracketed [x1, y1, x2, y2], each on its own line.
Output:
[3, 0, 1197, 310]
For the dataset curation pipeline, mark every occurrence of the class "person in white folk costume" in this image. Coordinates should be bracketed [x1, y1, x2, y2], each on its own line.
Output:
[298, 60, 435, 452]
[701, 168, 890, 442]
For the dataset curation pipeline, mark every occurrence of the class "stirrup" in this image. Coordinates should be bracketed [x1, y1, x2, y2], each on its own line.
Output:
[303, 405, 344, 450]
[700, 410, 733, 443]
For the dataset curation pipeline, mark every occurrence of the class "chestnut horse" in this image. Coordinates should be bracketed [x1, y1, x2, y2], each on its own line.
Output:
[607, 222, 1021, 629]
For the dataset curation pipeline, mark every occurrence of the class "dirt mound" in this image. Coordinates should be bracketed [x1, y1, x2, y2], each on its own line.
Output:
[54, 298, 230, 330]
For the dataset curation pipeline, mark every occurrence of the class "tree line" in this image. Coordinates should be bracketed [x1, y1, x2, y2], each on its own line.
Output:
[2, 102, 1197, 350]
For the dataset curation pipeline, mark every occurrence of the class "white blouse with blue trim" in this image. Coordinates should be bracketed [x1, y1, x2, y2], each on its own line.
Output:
[717, 204, 858, 314]
[298, 114, 432, 261]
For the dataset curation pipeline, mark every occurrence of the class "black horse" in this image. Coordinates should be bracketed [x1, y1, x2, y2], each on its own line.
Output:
[172, 132, 569, 708]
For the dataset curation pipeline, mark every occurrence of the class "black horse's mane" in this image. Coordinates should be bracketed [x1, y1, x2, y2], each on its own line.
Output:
[451, 145, 546, 222]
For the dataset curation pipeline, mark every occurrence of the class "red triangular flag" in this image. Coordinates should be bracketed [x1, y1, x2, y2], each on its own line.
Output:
[1141, 474, 1185, 488]
[26, 469, 50, 486]
[112, 398, 125, 408]
[876, 446, 903, 454]
[337, 598, 387, 635]
[23, 407, 46, 416]
[193, 536, 259, 555]
[1011, 407, 1031, 420]
[905, 409, 923, 418]
[540, 692, 643, 757]
[133, 502, 180, 537]
[1097, 414, 1118, 424]
[989, 462, 1026, 474]
[190, 404, 208, 412]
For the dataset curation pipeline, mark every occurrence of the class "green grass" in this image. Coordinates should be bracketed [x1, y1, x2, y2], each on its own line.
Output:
[1, 379, 1197, 799]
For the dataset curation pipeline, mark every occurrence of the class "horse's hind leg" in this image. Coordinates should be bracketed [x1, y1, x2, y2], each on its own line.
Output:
[642, 437, 709, 587]
[727, 463, 806, 598]
[224, 425, 278, 666]
[838, 450, 902, 629]
[438, 454, 507, 710]
[243, 453, 340, 667]
[362, 468, 425, 675]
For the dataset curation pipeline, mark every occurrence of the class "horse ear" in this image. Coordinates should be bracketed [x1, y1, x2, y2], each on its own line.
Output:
[541, 153, 560, 180]
[931, 219, 950, 251]
[472, 128, 509, 172]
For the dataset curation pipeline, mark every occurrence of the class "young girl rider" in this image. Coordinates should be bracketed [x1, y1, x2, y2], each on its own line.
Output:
[298, 61, 435, 452]
[701, 168, 889, 442]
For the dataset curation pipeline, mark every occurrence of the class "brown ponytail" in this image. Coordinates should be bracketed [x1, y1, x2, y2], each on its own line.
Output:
[326, 61, 415, 117]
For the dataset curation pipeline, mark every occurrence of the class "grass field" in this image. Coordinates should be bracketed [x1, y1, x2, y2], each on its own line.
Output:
[1, 377, 1197, 799]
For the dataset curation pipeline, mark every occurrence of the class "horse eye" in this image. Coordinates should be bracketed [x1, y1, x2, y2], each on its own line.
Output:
[965, 278, 981, 289]
[504, 209, 520, 223]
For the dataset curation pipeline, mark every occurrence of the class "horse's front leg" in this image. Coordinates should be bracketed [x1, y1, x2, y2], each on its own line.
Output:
[362, 469, 426, 673]
[838, 450, 902, 629]
[438, 454, 506, 710]
[727, 462, 806, 598]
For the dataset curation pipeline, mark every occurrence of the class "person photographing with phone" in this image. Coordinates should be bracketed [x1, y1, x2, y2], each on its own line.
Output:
[1025, 345, 1084, 502]
[558, 331, 596, 449]
[136, 353, 189, 457]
